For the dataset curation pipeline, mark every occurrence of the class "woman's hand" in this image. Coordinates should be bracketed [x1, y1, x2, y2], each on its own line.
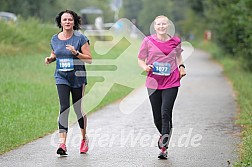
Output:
[179, 66, 186, 79]
[145, 65, 153, 72]
[45, 57, 55, 64]
[66, 44, 77, 55]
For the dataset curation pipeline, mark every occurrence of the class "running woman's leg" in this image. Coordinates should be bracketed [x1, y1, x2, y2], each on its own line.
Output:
[57, 84, 71, 136]
[147, 88, 162, 134]
[56, 84, 71, 155]
[71, 85, 88, 153]
[161, 87, 178, 147]
[71, 85, 86, 134]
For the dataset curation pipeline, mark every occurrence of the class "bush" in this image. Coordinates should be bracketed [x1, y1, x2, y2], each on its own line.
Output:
[0, 17, 57, 56]
[205, 0, 252, 71]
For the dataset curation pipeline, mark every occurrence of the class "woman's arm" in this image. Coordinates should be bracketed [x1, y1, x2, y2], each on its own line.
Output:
[66, 42, 92, 64]
[138, 58, 153, 72]
[45, 51, 56, 64]
[77, 42, 92, 64]
[176, 53, 186, 78]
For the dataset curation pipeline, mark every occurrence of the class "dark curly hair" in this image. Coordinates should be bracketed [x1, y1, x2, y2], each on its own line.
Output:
[55, 10, 81, 31]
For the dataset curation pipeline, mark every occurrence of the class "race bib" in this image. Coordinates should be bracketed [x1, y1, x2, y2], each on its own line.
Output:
[56, 58, 74, 71]
[152, 62, 171, 76]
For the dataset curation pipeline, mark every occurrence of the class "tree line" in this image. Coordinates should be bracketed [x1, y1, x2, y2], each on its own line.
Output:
[1, 0, 251, 71]
[203, 0, 252, 71]
[0, 0, 114, 23]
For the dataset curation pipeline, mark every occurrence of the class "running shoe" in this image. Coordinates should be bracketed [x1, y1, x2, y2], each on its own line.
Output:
[158, 147, 167, 159]
[57, 143, 67, 155]
[80, 138, 89, 154]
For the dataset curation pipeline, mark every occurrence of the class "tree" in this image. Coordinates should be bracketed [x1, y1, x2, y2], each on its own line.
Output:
[0, 0, 61, 22]
[138, 0, 173, 35]
[0, 0, 114, 23]
[121, 0, 143, 20]
[204, 0, 252, 70]
[187, 0, 205, 17]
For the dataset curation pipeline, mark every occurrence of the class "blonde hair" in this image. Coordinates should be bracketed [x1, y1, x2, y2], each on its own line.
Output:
[154, 15, 169, 24]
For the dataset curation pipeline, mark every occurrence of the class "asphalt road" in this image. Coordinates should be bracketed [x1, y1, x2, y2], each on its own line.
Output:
[0, 49, 240, 167]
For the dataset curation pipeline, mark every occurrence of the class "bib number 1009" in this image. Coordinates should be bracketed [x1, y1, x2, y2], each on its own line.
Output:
[56, 58, 74, 71]
[60, 62, 71, 68]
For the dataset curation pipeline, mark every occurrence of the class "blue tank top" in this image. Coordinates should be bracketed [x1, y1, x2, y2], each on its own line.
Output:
[50, 31, 89, 88]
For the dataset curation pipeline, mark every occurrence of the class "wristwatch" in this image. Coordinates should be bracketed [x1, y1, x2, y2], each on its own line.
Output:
[179, 64, 186, 69]
[75, 51, 80, 56]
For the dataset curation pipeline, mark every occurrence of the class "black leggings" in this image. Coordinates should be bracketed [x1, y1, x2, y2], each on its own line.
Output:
[147, 87, 178, 147]
[57, 84, 86, 133]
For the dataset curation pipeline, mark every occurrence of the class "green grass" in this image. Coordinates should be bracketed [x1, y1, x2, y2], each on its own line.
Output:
[225, 65, 252, 167]
[0, 54, 58, 153]
[196, 40, 252, 166]
[0, 18, 56, 55]
[0, 18, 145, 154]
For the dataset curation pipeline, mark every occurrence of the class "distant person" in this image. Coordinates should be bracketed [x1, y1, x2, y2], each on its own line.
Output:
[204, 30, 212, 41]
[138, 15, 186, 159]
[188, 33, 195, 41]
[113, 19, 124, 34]
[94, 16, 104, 40]
[44, 10, 92, 156]
[95, 16, 103, 30]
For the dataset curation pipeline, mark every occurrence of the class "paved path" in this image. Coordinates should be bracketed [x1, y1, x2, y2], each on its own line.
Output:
[0, 49, 240, 167]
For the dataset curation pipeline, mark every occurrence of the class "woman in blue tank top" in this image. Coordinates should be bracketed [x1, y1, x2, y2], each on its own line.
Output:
[44, 10, 92, 156]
